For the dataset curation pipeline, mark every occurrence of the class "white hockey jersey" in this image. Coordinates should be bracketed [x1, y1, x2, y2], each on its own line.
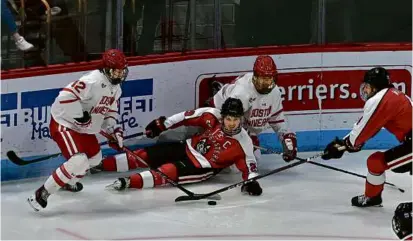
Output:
[51, 70, 121, 134]
[213, 73, 290, 139]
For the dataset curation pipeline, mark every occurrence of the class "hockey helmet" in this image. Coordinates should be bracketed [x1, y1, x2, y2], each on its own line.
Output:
[360, 67, 392, 101]
[220, 98, 244, 135]
[253, 55, 277, 94]
[101, 49, 129, 85]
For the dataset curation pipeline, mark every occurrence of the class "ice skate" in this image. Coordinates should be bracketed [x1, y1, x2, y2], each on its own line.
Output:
[27, 185, 50, 211]
[105, 177, 130, 191]
[351, 194, 383, 207]
[62, 182, 83, 192]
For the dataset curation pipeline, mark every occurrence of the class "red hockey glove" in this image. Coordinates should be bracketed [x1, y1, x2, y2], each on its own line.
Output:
[145, 116, 167, 138]
[282, 133, 297, 162]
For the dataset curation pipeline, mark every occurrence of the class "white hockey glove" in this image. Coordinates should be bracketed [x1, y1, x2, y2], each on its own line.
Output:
[108, 126, 124, 151]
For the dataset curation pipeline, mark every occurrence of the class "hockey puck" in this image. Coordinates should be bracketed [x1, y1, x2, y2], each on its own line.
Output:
[208, 200, 217, 206]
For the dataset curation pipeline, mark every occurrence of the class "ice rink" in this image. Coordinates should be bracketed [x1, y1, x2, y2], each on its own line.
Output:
[1, 150, 411, 240]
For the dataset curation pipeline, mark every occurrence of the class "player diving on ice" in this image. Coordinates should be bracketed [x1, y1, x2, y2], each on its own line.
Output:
[106, 98, 263, 197]
[321, 67, 412, 208]
[27, 49, 128, 211]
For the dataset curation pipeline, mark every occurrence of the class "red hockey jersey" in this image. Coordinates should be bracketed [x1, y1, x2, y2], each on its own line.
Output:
[164, 107, 259, 180]
[348, 88, 412, 147]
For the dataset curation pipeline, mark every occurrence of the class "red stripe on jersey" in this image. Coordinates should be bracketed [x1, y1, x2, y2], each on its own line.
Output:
[59, 99, 79, 104]
[59, 165, 72, 179]
[268, 119, 285, 124]
[270, 109, 283, 117]
[62, 88, 81, 100]
[104, 116, 117, 121]
[52, 171, 66, 187]
[108, 109, 117, 113]
[387, 155, 412, 169]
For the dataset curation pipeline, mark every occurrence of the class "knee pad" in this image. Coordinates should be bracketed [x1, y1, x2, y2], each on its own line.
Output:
[66, 153, 89, 176]
[367, 151, 386, 174]
[88, 151, 102, 167]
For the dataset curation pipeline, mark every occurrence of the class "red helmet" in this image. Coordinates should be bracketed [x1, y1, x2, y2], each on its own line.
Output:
[253, 55, 277, 78]
[101, 49, 129, 85]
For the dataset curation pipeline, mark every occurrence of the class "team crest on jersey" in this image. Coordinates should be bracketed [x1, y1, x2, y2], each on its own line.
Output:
[195, 139, 211, 155]
[101, 83, 107, 88]
[206, 119, 212, 127]
[184, 110, 195, 116]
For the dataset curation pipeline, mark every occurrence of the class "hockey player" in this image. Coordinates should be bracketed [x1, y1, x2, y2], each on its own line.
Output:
[107, 98, 262, 196]
[321, 67, 412, 207]
[211, 55, 297, 162]
[27, 49, 129, 211]
[93, 55, 296, 174]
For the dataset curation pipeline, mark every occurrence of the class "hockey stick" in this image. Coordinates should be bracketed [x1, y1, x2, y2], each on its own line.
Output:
[175, 158, 308, 202]
[254, 146, 405, 193]
[99, 131, 221, 200]
[6, 132, 145, 166]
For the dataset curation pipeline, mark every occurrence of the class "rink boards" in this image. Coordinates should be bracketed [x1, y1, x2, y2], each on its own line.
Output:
[1, 44, 411, 180]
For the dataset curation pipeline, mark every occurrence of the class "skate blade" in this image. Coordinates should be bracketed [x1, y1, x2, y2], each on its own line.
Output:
[27, 198, 40, 212]
[104, 183, 125, 192]
[352, 204, 383, 208]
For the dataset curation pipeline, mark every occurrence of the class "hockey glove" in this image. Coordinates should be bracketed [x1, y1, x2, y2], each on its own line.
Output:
[241, 180, 262, 196]
[74, 111, 91, 128]
[145, 116, 167, 138]
[321, 137, 346, 160]
[108, 127, 124, 151]
[282, 133, 297, 162]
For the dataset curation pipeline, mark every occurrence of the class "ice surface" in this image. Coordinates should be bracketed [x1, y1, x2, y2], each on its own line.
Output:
[1, 150, 411, 240]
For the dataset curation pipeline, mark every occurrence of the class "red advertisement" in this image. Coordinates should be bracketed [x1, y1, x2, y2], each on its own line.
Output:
[196, 68, 411, 112]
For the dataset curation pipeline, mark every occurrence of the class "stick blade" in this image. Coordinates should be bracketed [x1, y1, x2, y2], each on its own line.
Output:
[6, 151, 24, 165]
[174, 194, 221, 202]
[175, 195, 199, 202]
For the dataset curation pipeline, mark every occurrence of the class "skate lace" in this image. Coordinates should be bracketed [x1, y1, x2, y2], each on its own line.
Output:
[41, 189, 50, 200]
[358, 195, 369, 205]
[72, 183, 80, 191]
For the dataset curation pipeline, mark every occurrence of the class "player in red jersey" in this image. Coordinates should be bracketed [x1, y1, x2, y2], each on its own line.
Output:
[106, 98, 262, 196]
[322, 67, 412, 207]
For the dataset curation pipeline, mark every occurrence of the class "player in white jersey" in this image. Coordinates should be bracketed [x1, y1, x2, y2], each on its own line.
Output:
[211, 55, 297, 162]
[27, 49, 128, 211]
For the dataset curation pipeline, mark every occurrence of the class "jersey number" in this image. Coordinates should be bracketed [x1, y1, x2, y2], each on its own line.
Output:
[71, 80, 86, 93]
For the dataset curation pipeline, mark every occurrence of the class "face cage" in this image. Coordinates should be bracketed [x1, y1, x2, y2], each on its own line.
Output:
[253, 76, 276, 94]
[359, 83, 371, 102]
[105, 68, 129, 85]
[221, 116, 242, 136]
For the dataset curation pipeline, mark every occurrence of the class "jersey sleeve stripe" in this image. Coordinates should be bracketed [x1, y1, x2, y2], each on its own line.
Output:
[59, 99, 79, 104]
[270, 109, 283, 117]
[61, 88, 81, 100]
[268, 120, 285, 124]
[104, 116, 117, 121]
